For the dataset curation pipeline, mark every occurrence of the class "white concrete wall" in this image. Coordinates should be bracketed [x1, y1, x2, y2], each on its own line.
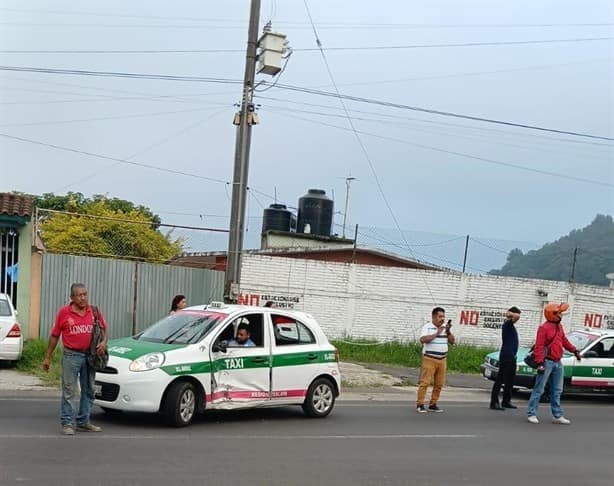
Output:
[239, 254, 614, 348]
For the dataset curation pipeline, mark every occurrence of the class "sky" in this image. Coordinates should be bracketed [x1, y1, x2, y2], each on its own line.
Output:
[1, 0, 613, 272]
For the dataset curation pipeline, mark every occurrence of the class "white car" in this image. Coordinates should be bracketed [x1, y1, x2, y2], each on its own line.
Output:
[94, 303, 341, 427]
[0, 293, 23, 362]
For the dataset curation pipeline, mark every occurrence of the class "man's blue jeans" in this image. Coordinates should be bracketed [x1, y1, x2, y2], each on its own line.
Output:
[61, 350, 95, 427]
[527, 359, 564, 418]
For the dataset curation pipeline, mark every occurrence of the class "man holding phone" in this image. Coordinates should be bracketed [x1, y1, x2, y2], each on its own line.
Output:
[416, 307, 455, 413]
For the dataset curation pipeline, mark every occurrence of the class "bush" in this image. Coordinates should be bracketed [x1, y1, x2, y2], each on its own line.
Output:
[15, 339, 61, 386]
[332, 338, 495, 374]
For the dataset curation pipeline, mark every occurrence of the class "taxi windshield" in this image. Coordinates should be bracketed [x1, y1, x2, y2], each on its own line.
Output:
[136, 311, 226, 344]
[566, 331, 598, 351]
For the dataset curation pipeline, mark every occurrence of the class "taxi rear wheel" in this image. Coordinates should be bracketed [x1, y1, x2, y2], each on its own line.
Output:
[302, 378, 335, 418]
[162, 381, 196, 427]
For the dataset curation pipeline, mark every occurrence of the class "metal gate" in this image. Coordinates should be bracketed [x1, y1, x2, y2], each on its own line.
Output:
[0, 228, 18, 306]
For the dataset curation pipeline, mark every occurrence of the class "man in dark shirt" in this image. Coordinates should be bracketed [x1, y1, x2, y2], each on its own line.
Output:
[490, 306, 521, 410]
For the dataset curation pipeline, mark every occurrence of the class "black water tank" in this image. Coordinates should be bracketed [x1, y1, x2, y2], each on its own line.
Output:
[297, 189, 334, 236]
[261, 204, 294, 235]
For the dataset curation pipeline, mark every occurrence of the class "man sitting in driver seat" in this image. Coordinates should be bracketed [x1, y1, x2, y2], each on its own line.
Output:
[228, 322, 255, 347]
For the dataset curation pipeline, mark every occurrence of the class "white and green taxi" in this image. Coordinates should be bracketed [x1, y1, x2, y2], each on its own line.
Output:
[94, 303, 341, 427]
[481, 328, 614, 393]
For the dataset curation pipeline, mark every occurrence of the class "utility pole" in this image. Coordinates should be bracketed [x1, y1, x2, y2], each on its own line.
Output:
[569, 247, 578, 282]
[462, 235, 470, 273]
[225, 0, 261, 303]
[342, 176, 356, 238]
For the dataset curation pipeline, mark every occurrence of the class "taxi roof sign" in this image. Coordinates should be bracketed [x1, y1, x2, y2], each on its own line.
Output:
[208, 301, 226, 309]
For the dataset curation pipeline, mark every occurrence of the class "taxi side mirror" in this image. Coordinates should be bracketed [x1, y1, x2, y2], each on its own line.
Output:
[212, 340, 228, 353]
[583, 350, 598, 358]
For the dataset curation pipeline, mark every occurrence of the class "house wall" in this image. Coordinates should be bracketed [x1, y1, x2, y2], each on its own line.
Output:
[15, 222, 32, 336]
[239, 254, 614, 347]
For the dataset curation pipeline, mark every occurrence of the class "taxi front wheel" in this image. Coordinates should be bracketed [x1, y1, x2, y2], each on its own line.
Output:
[162, 381, 196, 427]
[302, 378, 336, 418]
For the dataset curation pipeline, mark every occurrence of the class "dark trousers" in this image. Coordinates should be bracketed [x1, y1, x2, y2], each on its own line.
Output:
[490, 357, 516, 406]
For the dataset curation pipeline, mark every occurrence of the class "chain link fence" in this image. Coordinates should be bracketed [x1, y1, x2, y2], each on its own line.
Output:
[34, 208, 229, 263]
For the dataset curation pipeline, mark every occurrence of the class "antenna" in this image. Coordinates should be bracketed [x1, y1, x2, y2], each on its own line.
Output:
[342, 176, 357, 239]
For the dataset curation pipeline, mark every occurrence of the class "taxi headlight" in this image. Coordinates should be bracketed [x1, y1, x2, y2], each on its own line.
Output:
[129, 352, 165, 372]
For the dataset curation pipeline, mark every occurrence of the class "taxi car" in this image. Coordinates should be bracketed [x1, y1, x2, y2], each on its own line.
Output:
[94, 303, 341, 427]
[481, 328, 614, 393]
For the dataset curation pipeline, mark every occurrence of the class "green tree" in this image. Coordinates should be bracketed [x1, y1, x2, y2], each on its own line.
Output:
[490, 214, 614, 286]
[34, 192, 161, 225]
[36, 194, 182, 261]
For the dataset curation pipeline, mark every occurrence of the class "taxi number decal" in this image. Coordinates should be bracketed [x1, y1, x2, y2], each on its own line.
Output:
[224, 358, 244, 370]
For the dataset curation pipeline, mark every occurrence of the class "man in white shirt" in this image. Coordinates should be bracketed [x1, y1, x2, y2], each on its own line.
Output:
[416, 307, 455, 413]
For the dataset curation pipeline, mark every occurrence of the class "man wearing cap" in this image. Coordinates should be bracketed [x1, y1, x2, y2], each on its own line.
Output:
[527, 302, 581, 425]
[490, 306, 521, 410]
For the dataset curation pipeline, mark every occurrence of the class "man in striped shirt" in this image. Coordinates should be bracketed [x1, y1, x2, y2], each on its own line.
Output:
[416, 307, 455, 413]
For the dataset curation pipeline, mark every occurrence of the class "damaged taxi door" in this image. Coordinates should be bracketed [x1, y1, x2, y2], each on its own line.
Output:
[209, 312, 271, 409]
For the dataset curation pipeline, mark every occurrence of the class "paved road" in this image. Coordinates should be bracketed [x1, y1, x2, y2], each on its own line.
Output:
[1, 396, 612, 486]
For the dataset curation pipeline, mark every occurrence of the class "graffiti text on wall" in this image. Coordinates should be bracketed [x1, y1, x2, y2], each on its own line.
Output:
[238, 293, 301, 309]
[584, 313, 614, 330]
[459, 310, 508, 329]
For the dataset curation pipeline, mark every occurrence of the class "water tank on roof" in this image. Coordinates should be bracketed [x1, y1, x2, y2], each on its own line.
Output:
[297, 189, 334, 237]
[261, 204, 295, 235]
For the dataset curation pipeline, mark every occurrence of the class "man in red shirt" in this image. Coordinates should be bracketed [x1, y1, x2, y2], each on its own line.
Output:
[527, 302, 581, 425]
[42, 283, 108, 435]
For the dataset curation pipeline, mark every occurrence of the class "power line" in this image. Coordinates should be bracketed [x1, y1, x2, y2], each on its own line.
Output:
[310, 57, 614, 89]
[267, 84, 614, 142]
[2, 7, 613, 29]
[470, 238, 511, 255]
[0, 48, 246, 54]
[293, 37, 614, 51]
[303, 0, 442, 302]
[262, 104, 612, 159]
[0, 73, 238, 104]
[0, 65, 242, 85]
[0, 132, 230, 184]
[0, 131, 287, 209]
[256, 95, 613, 148]
[0, 106, 227, 127]
[2, 64, 612, 142]
[38, 208, 229, 233]
[268, 110, 614, 188]
[54, 108, 229, 192]
[2, 37, 613, 54]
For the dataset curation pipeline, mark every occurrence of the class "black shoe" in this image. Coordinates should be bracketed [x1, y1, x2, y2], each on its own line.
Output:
[502, 403, 517, 409]
[490, 404, 505, 410]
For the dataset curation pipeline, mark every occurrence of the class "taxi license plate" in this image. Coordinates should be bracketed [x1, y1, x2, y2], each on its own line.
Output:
[94, 384, 102, 397]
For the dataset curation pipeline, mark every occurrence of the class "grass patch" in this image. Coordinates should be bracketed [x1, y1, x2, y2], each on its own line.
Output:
[332, 338, 495, 374]
[15, 339, 61, 386]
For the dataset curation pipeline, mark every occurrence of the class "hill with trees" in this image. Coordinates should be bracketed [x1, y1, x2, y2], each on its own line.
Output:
[489, 214, 614, 286]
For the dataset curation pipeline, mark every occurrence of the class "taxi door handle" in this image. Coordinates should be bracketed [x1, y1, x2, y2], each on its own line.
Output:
[251, 357, 268, 364]
[306, 354, 318, 361]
